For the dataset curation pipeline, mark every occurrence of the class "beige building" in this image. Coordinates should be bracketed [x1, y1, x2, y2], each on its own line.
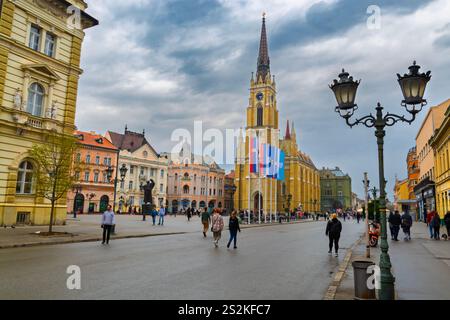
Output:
[106, 127, 169, 212]
[0, 0, 97, 226]
[414, 99, 449, 220]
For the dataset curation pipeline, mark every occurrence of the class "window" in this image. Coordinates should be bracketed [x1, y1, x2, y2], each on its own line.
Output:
[94, 172, 99, 183]
[27, 83, 44, 116]
[84, 171, 90, 182]
[85, 155, 90, 164]
[95, 156, 100, 165]
[183, 185, 189, 194]
[103, 172, 108, 183]
[160, 170, 164, 178]
[120, 180, 124, 189]
[160, 184, 163, 193]
[130, 166, 134, 174]
[44, 33, 55, 57]
[103, 157, 108, 165]
[29, 25, 41, 51]
[174, 186, 177, 194]
[257, 107, 263, 126]
[129, 181, 133, 190]
[75, 171, 80, 181]
[16, 161, 34, 194]
[76, 153, 81, 163]
[140, 167, 145, 175]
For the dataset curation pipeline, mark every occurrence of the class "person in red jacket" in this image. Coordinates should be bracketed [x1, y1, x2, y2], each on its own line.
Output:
[426, 210, 436, 239]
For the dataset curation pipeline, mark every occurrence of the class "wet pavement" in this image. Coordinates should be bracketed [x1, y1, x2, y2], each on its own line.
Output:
[0, 219, 363, 299]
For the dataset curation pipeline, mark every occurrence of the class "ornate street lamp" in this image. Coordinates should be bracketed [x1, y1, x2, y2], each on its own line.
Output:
[72, 184, 82, 218]
[106, 163, 128, 213]
[330, 61, 431, 300]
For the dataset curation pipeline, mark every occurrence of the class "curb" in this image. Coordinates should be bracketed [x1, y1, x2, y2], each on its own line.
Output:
[323, 234, 365, 300]
[0, 232, 187, 249]
[0, 219, 318, 250]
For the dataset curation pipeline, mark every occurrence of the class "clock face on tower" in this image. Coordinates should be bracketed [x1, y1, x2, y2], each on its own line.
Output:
[256, 92, 264, 101]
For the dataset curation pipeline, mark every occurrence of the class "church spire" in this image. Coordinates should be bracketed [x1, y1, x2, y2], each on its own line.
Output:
[285, 120, 291, 139]
[292, 121, 297, 141]
[257, 13, 270, 82]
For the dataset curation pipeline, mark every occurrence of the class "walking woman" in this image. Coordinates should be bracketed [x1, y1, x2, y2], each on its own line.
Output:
[326, 213, 342, 257]
[227, 210, 241, 249]
[201, 207, 210, 238]
[211, 208, 224, 247]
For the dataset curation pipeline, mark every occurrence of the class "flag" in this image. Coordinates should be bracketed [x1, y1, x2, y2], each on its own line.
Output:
[267, 145, 276, 179]
[277, 150, 285, 181]
[249, 136, 259, 174]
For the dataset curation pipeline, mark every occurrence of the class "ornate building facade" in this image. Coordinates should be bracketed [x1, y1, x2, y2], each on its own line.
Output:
[233, 16, 320, 215]
[106, 127, 168, 212]
[66, 130, 118, 214]
[0, 0, 97, 225]
[319, 167, 352, 212]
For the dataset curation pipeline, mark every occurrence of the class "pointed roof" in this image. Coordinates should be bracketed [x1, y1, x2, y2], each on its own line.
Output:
[285, 120, 291, 139]
[107, 128, 158, 156]
[256, 14, 270, 82]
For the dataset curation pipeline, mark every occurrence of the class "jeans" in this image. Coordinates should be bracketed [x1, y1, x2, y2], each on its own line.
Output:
[228, 230, 238, 248]
[102, 225, 112, 244]
[158, 215, 164, 225]
[433, 227, 440, 240]
[152, 215, 156, 225]
[392, 226, 400, 240]
[328, 235, 340, 253]
[429, 224, 434, 238]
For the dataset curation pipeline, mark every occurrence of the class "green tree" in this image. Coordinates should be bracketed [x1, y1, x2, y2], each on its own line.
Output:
[30, 131, 80, 233]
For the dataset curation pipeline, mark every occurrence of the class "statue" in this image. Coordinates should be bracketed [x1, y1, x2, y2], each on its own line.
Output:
[143, 179, 155, 204]
[47, 100, 57, 119]
[13, 88, 23, 110]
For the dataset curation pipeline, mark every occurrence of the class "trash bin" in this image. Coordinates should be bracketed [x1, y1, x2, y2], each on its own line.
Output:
[352, 259, 376, 300]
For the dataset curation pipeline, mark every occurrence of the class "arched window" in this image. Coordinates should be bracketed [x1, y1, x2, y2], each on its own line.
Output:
[257, 106, 263, 126]
[183, 185, 189, 194]
[27, 83, 44, 116]
[16, 161, 34, 194]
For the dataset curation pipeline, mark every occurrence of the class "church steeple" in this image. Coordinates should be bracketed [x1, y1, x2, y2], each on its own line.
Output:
[257, 13, 270, 83]
[285, 120, 291, 139]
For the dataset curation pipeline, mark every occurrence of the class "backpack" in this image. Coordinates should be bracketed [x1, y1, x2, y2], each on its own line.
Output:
[402, 216, 412, 227]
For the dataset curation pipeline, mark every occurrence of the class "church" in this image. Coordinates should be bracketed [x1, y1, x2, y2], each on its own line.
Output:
[234, 16, 321, 215]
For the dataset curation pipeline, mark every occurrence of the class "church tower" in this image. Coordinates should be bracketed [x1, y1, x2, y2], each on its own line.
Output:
[234, 15, 280, 218]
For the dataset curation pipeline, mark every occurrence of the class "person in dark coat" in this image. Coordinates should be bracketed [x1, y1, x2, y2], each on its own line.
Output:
[388, 211, 395, 240]
[326, 213, 342, 257]
[390, 211, 402, 241]
[227, 210, 241, 249]
[432, 213, 441, 240]
[444, 211, 450, 239]
[401, 211, 413, 241]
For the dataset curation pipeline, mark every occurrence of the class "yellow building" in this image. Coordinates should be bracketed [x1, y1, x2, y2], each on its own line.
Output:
[430, 104, 450, 218]
[234, 16, 320, 215]
[0, 0, 97, 226]
[393, 178, 411, 212]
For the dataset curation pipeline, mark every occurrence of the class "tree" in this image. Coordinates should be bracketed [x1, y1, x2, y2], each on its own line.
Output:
[30, 130, 80, 233]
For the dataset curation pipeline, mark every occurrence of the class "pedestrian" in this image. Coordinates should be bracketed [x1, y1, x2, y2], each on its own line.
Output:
[401, 211, 413, 241]
[201, 207, 210, 238]
[326, 213, 342, 257]
[158, 206, 165, 226]
[187, 208, 192, 222]
[432, 213, 441, 240]
[151, 206, 157, 226]
[356, 212, 361, 224]
[227, 210, 241, 249]
[388, 211, 395, 240]
[101, 205, 115, 245]
[391, 211, 402, 241]
[211, 208, 224, 247]
[426, 210, 435, 239]
[444, 211, 450, 239]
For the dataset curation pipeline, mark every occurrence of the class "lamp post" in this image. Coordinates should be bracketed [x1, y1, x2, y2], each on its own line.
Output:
[329, 61, 431, 300]
[106, 163, 128, 213]
[369, 186, 379, 201]
[72, 184, 82, 218]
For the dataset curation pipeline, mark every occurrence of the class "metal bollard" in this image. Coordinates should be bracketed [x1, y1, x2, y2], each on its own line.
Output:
[352, 259, 376, 300]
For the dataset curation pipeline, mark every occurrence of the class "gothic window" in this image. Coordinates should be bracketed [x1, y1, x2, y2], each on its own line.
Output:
[16, 161, 34, 194]
[257, 106, 263, 126]
[27, 83, 44, 116]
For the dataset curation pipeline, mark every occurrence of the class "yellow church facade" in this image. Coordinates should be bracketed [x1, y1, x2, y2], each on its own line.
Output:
[234, 16, 320, 215]
[0, 0, 97, 226]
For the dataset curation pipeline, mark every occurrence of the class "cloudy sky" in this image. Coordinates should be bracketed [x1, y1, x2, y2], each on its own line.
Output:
[76, 0, 450, 199]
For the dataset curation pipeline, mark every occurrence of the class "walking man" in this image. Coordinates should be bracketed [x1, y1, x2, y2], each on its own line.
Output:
[432, 213, 441, 240]
[158, 206, 165, 226]
[227, 210, 241, 249]
[426, 210, 435, 238]
[201, 207, 210, 238]
[101, 205, 115, 245]
[401, 211, 413, 241]
[211, 208, 224, 247]
[444, 211, 450, 239]
[151, 206, 158, 226]
[391, 211, 402, 241]
[326, 214, 342, 257]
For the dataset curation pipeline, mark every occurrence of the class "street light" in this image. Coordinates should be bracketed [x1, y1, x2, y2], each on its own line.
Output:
[329, 61, 431, 300]
[106, 163, 128, 213]
[72, 184, 82, 218]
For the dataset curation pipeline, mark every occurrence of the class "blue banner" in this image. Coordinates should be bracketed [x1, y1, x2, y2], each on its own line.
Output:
[277, 150, 285, 181]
